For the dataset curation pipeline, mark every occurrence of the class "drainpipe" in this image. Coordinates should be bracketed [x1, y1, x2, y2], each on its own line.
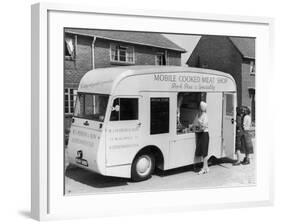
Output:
[92, 36, 96, 69]
[165, 50, 169, 65]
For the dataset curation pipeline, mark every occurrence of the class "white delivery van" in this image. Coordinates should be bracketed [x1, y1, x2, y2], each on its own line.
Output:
[67, 66, 237, 181]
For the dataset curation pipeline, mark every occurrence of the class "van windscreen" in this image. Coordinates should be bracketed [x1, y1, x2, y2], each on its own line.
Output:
[74, 93, 109, 122]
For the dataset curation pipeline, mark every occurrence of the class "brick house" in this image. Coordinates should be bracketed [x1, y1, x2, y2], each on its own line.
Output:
[64, 28, 186, 116]
[187, 36, 255, 121]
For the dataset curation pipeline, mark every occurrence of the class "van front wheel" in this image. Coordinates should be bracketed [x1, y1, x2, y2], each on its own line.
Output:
[131, 153, 155, 182]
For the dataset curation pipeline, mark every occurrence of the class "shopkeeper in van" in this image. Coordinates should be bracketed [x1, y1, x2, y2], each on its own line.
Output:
[192, 101, 210, 175]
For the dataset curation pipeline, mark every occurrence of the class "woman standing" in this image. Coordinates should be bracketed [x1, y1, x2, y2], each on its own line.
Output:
[240, 108, 254, 165]
[193, 101, 210, 175]
[233, 107, 243, 166]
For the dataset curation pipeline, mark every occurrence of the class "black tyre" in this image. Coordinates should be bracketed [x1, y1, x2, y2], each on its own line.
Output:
[131, 153, 155, 182]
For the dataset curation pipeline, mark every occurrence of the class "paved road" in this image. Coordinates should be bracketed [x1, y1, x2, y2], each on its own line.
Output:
[65, 156, 256, 195]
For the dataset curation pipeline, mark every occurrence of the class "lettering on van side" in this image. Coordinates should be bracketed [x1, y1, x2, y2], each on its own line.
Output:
[109, 136, 134, 141]
[70, 129, 99, 147]
[71, 138, 94, 147]
[72, 129, 98, 139]
[153, 74, 227, 84]
[107, 127, 139, 150]
[153, 73, 228, 91]
[216, 77, 228, 83]
[198, 84, 215, 90]
[107, 127, 139, 133]
[109, 144, 139, 150]
[79, 80, 113, 89]
[154, 74, 176, 82]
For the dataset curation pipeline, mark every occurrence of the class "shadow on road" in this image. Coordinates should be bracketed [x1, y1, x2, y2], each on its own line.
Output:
[209, 157, 237, 169]
[65, 166, 129, 188]
[154, 157, 237, 177]
[154, 164, 195, 177]
[65, 157, 237, 188]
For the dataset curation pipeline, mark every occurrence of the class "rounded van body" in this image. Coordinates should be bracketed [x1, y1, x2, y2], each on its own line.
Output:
[67, 65, 237, 181]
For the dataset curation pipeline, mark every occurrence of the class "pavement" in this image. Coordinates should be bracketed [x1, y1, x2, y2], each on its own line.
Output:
[65, 154, 256, 195]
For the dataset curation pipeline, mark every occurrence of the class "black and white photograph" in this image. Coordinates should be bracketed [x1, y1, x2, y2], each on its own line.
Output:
[1, 0, 280, 222]
[64, 28, 256, 195]
[26, 0, 277, 221]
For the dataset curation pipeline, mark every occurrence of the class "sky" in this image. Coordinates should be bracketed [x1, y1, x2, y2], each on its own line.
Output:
[163, 34, 201, 66]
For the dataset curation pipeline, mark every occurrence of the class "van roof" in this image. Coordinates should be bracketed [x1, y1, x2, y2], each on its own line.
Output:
[78, 65, 235, 94]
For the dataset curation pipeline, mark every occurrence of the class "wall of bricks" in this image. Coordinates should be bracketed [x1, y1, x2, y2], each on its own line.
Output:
[64, 34, 93, 89]
[65, 36, 182, 89]
[94, 39, 111, 68]
[168, 51, 181, 66]
[135, 45, 159, 66]
[241, 61, 255, 121]
[94, 39, 157, 68]
[187, 36, 243, 106]
[94, 39, 182, 68]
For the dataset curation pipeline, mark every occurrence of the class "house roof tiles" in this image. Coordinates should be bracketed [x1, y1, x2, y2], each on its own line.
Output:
[65, 28, 186, 53]
[229, 37, 255, 59]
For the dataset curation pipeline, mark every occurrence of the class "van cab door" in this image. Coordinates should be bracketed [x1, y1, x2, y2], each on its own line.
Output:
[222, 93, 236, 158]
[105, 96, 141, 166]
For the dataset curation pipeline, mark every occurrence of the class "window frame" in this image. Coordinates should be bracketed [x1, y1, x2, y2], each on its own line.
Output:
[155, 52, 168, 66]
[176, 92, 206, 134]
[250, 60, 255, 76]
[225, 93, 234, 116]
[150, 97, 170, 135]
[64, 88, 77, 115]
[73, 92, 110, 122]
[155, 52, 165, 65]
[109, 97, 139, 122]
[64, 35, 77, 60]
[109, 43, 135, 64]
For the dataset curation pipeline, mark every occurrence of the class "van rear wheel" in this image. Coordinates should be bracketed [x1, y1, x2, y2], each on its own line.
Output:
[131, 153, 155, 182]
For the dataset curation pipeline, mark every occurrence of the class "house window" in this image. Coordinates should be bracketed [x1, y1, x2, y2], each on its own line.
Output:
[155, 52, 167, 65]
[110, 43, 135, 64]
[65, 88, 77, 114]
[64, 36, 76, 60]
[110, 98, 138, 121]
[250, 60, 255, 75]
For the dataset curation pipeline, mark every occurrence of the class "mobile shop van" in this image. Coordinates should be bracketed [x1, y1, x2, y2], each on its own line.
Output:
[67, 66, 237, 181]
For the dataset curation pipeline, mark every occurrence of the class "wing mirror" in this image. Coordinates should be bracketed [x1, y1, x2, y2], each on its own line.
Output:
[111, 105, 120, 112]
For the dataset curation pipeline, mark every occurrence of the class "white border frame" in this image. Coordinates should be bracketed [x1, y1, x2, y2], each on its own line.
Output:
[31, 2, 274, 221]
